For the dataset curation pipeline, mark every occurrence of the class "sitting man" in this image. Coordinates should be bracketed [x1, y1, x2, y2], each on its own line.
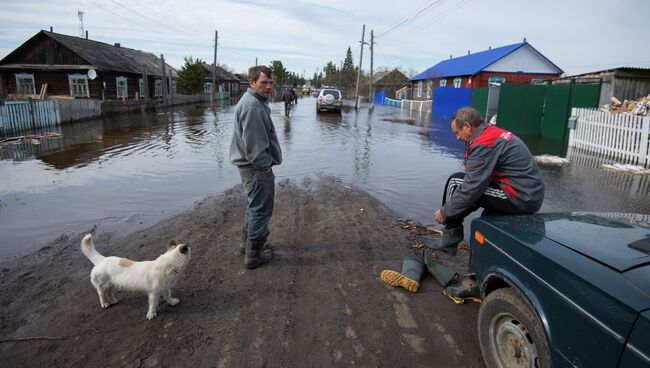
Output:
[381, 106, 545, 300]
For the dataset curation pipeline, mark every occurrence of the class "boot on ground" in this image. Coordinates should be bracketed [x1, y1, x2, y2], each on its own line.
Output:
[244, 240, 273, 269]
[380, 270, 419, 292]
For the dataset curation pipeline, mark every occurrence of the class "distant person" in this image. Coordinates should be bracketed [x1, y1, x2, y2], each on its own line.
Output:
[381, 107, 545, 299]
[229, 65, 282, 269]
[282, 88, 293, 116]
[290, 88, 297, 104]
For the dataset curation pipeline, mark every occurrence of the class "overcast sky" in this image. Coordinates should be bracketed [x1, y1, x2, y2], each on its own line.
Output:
[1, 0, 648, 77]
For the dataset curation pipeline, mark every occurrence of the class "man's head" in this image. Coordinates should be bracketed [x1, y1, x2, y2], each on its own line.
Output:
[451, 107, 484, 143]
[248, 66, 274, 97]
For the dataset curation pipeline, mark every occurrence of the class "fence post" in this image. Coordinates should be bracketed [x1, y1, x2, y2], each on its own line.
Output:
[568, 108, 577, 148]
[641, 116, 650, 168]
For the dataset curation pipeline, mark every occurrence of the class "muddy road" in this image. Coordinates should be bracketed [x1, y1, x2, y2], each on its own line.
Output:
[0, 176, 483, 367]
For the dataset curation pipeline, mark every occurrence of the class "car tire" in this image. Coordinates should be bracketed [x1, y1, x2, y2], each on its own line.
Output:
[478, 288, 551, 368]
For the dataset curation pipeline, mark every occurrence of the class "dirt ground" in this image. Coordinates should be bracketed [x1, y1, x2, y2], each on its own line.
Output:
[0, 176, 484, 367]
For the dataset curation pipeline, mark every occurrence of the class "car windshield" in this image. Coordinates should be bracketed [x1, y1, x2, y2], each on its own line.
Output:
[322, 90, 340, 99]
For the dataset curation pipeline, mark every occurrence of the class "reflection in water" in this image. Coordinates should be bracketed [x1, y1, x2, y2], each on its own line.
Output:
[1, 99, 648, 258]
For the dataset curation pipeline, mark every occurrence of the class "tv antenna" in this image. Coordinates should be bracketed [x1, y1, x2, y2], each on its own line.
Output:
[78, 11, 85, 38]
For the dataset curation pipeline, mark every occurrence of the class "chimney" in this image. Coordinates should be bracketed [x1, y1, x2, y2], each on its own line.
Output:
[489, 46, 491, 50]
[49, 26, 53, 32]
[523, 37, 527, 42]
[467, 50, 470, 55]
[114, 43, 121, 48]
[449, 54, 452, 59]
[86, 30, 88, 39]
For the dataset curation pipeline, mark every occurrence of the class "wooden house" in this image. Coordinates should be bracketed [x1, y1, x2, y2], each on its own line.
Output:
[0, 30, 177, 100]
[201, 63, 240, 97]
[411, 41, 563, 100]
[372, 68, 410, 99]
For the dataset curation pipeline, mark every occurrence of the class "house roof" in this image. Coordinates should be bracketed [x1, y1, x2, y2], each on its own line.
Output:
[0, 30, 176, 77]
[200, 62, 238, 81]
[373, 68, 410, 86]
[411, 42, 563, 81]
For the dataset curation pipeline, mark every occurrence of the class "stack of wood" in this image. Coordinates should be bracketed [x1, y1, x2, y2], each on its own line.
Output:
[602, 95, 650, 116]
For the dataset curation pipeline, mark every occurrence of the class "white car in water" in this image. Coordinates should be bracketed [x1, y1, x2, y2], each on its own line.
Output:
[316, 88, 342, 113]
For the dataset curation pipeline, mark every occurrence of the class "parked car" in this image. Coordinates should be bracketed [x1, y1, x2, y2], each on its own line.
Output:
[471, 212, 650, 368]
[316, 88, 342, 113]
[302, 86, 310, 95]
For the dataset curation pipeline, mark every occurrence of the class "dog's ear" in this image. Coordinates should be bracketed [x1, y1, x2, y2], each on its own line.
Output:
[179, 244, 189, 254]
[167, 239, 178, 251]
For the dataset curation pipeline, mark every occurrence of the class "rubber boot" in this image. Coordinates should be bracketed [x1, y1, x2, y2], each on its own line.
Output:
[380, 252, 425, 292]
[244, 240, 273, 269]
[443, 273, 480, 304]
[439, 225, 464, 255]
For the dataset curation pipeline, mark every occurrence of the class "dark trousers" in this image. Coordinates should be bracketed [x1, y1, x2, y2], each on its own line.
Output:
[238, 167, 276, 244]
[442, 172, 525, 229]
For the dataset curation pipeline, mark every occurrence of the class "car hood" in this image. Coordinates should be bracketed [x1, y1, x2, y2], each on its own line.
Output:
[482, 213, 650, 272]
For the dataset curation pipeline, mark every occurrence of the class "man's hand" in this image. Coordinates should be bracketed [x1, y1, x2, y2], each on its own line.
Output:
[435, 209, 445, 225]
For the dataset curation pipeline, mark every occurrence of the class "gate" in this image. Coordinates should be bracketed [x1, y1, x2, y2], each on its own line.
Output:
[542, 83, 600, 141]
[496, 84, 546, 136]
[374, 91, 387, 105]
[431, 87, 472, 118]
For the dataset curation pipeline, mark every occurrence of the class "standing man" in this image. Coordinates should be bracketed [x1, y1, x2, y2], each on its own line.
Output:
[381, 107, 544, 299]
[230, 66, 282, 269]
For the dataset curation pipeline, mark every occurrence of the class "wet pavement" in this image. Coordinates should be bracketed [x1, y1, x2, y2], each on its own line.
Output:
[1, 96, 649, 257]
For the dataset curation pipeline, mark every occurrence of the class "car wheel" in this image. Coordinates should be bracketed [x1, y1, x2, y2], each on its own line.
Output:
[478, 288, 551, 368]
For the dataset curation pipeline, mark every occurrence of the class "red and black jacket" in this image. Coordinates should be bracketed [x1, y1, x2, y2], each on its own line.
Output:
[441, 124, 545, 220]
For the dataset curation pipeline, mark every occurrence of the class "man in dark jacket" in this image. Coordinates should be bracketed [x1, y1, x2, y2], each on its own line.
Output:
[381, 107, 544, 299]
[229, 66, 282, 269]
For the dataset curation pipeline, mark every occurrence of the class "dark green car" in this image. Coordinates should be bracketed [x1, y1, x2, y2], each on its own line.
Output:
[471, 213, 650, 368]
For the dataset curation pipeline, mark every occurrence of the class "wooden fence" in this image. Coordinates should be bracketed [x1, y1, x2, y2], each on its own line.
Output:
[568, 108, 650, 168]
[55, 99, 102, 123]
[384, 97, 402, 108]
[0, 100, 58, 133]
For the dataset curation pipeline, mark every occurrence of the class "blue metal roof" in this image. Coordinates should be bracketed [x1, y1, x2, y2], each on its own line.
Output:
[411, 42, 559, 81]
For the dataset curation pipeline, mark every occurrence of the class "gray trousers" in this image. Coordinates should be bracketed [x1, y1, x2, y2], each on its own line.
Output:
[239, 167, 276, 244]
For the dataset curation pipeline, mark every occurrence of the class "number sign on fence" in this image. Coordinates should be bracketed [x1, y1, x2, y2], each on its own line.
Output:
[569, 108, 650, 168]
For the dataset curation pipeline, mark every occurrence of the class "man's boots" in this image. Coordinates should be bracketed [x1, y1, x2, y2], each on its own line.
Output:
[443, 273, 480, 303]
[244, 240, 273, 269]
[380, 254, 425, 292]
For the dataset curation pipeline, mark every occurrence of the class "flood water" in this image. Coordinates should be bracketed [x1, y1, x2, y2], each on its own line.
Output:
[1, 96, 649, 258]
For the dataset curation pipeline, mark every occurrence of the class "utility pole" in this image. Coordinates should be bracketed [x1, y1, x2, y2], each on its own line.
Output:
[255, 57, 258, 66]
[212, 30, 218, 102]
[160, 54, 166, 102]
[354, 24, 365, 110]
[78, 11, 85, 38]
[369, 29, 374, 109]
[339, 60, 342, 89]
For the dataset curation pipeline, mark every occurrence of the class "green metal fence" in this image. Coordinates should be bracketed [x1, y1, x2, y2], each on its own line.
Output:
[470, 88, 488, 117]
[541, 83, 600, 141]
[496, 84, 547, 136]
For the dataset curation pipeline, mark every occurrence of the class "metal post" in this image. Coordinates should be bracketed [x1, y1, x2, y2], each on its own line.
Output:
[212, 30, 218, 102]
[369, 29, 374, 109]
[354, 24, 365, 110]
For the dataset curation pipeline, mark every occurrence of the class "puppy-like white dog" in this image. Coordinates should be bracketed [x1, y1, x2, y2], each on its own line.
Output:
[81, 234, 191, 320]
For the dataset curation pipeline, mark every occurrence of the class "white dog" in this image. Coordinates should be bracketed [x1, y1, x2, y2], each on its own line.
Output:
[81, 234, 191, 320]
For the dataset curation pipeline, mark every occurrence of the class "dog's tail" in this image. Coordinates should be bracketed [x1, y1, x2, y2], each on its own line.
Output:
[81, 234, 105, 265]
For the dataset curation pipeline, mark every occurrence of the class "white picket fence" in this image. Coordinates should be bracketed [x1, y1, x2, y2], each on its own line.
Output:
[568, 108, 650, 168]
[401, 99, 432, 113]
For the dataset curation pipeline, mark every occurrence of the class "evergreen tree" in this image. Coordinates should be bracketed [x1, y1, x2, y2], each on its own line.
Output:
[177, 56, 206, 94]
[323, 61, 337, 87]
[270, 60, 287, 85]
[343, 47, 355, 71]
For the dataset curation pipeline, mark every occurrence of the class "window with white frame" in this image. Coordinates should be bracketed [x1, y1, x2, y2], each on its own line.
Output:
[453, 78, 462, 88]
[68, 74, 90, 97]
[530, 77, 546, 84]
[116, 76, 128, 98]
[426, 80, 432, 98]
[16, 73, 36, 94]
[488, 76, 506, 85]
[204, 82, 212, 93]
[139, 78, 145, 98]
[417, 80, 423, 97]
[439, 79, 447, 87]
[154, 80, 162, 97]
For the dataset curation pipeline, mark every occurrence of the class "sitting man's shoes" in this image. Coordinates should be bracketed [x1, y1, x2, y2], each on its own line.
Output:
[244, 249, 273, 269]
[443, 274, 480, 304]
[380, 270, 419, 293]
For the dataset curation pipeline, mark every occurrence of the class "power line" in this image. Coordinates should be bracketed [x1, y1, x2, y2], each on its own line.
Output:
[376, 0, 447, 39]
